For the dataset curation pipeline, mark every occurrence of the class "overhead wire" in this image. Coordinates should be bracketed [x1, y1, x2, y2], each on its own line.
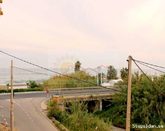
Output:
[13, 66, 50, 76]
[134, 61, 165, 74]
[132, 58, 164, 96]
[0, 50, 124, 92]
[0, 50, 99, 87]
[133, 59, 165, 70]
[132, 58, 153, 83]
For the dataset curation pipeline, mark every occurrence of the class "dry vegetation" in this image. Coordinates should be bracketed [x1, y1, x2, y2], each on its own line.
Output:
[0, 124, 17, 131]
[0, 85, 7, 90]
[0, 124, 10, 131]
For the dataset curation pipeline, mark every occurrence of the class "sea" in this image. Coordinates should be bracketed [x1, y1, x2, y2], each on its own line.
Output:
[0, 67, 161, 86]
[0, 67, 98, 86]
[0, 68, 55, 85]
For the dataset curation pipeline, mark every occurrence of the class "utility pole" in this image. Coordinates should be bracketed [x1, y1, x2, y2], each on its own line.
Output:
[10, 60, 14, 131]
[126, 56, 132, 131]
[97, 73, 99, 86]
[100, 72, 103, 85]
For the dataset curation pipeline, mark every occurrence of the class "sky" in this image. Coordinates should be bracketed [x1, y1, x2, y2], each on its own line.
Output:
[0, 0, 165, 71]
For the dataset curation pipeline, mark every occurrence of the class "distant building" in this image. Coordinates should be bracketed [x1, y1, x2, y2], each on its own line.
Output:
[101, 79, 123, 88]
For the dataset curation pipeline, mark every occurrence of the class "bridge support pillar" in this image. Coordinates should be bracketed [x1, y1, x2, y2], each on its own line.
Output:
[99, 100, 102, 111]
[94, 100, 103, 111]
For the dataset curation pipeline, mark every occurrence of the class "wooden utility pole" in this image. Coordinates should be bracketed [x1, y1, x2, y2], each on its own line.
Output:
[100, 72, 103, 85]
[126, 56, 132, 131]
[97, 73, 99, 86]
[10, 60, 14, 131]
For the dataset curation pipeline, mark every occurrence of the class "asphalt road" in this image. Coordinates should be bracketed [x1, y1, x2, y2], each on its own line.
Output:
[0, 87, 116, 131]
[0, 97, 58, 131]
[0, 87, 117, 99]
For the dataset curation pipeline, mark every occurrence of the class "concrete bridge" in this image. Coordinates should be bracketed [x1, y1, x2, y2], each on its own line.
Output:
[0, 87, 118, 112]
[52, 90, 115, 112]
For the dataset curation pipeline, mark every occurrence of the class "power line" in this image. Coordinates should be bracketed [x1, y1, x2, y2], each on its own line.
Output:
[132, 59, 153, 83]
[0, 50, 97, 86]
[133, 59, 165, 70]
[13, 66, 50, 76]
[135, 61, 165, 74]
[0, 50, 123, 92]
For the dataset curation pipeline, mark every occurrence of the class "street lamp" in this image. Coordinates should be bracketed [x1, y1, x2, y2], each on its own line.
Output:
[97, 65, 108, 84]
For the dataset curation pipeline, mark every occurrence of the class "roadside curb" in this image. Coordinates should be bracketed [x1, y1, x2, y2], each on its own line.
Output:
[51, 118, 69, 131]
[112, 126, 125, 131]
[40, 99, 60, 131]
[41, 99, 47, 110]
[40, 99, 68, 131]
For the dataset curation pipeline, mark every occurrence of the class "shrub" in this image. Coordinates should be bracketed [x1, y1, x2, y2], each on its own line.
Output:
[43, 71, 96, 89]
[95, 74, 165, 129]
[26, 80, 40, 88]
[47, 100, 111, 131]
[0, 87, 43, 93]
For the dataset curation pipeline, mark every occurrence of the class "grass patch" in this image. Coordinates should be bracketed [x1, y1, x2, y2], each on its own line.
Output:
[43, 71, 97, 89]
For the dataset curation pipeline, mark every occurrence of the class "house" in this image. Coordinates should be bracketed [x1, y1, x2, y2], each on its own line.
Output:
[101, 79, 123, 88]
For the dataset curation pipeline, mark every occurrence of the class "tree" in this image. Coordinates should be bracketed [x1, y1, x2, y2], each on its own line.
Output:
[74, 61, 81, 72]
[26, 80, 39, 88]
[95, 74, 165, 128]
[120, 67, 128, 81]
[107, 65, 117, 80]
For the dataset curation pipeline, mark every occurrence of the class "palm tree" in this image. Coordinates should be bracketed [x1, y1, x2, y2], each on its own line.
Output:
[74, 61, 81, 72]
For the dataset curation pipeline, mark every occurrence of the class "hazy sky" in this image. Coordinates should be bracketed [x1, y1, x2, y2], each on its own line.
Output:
[0, 0, 165, 70]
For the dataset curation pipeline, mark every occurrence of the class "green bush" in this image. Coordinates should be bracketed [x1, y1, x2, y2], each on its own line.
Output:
[26, 80, 40, 88]
[43, 71, 97, 89]
[95, 73, 165, 129]
[47, 100, 111, 131]
[0, 87, 43, 93]
[0, 89, 9, 93]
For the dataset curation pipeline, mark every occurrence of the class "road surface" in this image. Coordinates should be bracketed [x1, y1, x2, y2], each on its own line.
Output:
[0, 87, 117, 99]
[0, 87, 117, 131]
[0, 97, 58, 131]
